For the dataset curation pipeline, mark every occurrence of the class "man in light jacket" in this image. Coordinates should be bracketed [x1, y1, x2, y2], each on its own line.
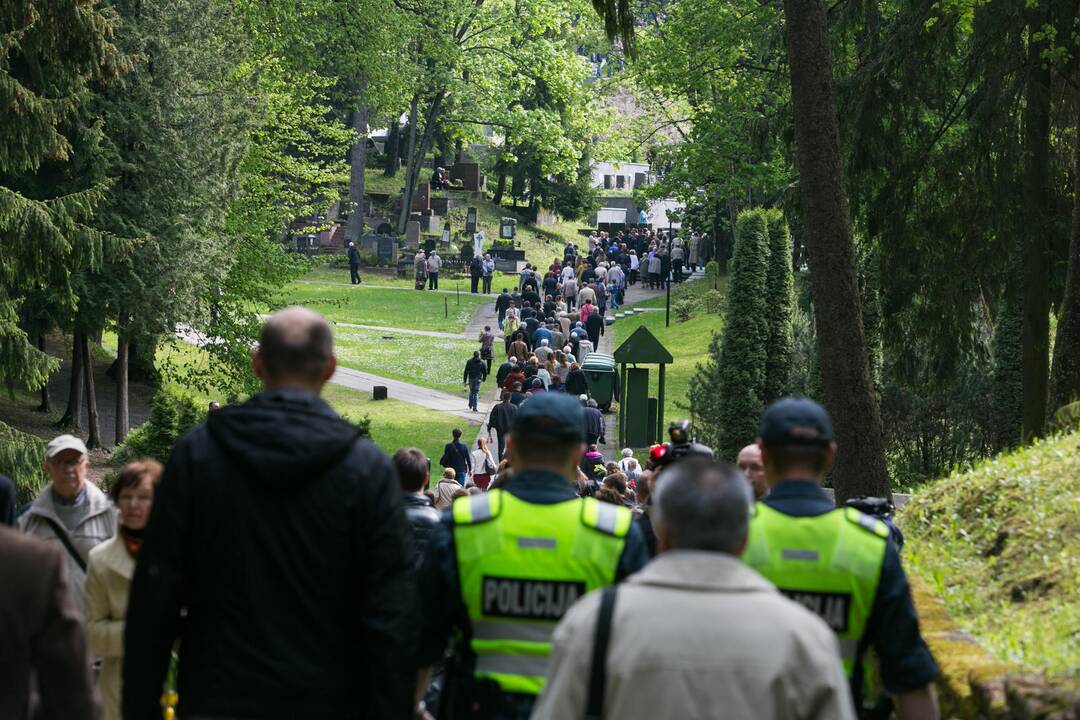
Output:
[533, 458, 855, 720]
[20, 434, 117, 609]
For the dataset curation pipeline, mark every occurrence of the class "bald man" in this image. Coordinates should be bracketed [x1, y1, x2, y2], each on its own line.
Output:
[124, 307, 416, 720]
[737, 443, 768, 500]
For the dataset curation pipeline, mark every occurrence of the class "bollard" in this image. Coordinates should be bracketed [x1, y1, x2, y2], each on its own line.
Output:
[445, 296, 448, 318]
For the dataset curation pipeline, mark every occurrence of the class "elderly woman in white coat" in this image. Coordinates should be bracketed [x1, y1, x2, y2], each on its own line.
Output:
[84, 459, 163, 720]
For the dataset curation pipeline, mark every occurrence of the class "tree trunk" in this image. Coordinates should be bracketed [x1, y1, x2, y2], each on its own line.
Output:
[115, 335, 129, 446]
[37, 334, 50, 412]
[81, 333, 101, 449]
[346, 80, 369, 244]
[396, 94, 420, 233]
[397, 91, 445, 234]
[1021, 9, 1052, 440]
[384, 119, 401, 177]
[1048, 101, 1080, 416]
[493, 165, 508, 206]
[59, 331, 84, 428]
[782, 0, 890, 501]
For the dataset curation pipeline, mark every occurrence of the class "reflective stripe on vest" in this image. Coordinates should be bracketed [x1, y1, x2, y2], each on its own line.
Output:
[741, 504, 888, 676]
[453, 490, 631, 695]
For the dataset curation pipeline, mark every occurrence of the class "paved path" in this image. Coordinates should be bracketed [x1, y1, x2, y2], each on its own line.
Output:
[331, 366, 489, 421]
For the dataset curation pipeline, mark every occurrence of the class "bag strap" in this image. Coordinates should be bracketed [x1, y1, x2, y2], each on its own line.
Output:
[41, 516, 88, 573]
[585, 585, 618, 720]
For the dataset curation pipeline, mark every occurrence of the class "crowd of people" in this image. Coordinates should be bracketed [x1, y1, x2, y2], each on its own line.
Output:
[2, 305, 940, 720]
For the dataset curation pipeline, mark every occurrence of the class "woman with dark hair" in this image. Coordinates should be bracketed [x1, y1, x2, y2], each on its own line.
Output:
[84, 460, 163, 720]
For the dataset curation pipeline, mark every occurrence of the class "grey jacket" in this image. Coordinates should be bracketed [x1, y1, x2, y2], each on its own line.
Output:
[20, 481, 117, 609]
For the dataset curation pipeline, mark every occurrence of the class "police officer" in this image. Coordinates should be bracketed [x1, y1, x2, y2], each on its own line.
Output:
[741, 398, 940, 719]
[414, 393, 649, 719]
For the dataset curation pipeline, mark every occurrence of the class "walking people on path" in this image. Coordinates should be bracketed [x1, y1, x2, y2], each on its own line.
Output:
[347, 241, 361, 285]
[532, 459, 857, 720]
[440, 428, 472, 481]
[496, 288, 511, 329]
[393, 448, 438, 569]
[0, 524, 100, 720]
[469, 437, 497, 491]
[413, 393, 648, 719]
[19, 434, 117, 610]
[85, 460, 162, 720]
[478, 325, 496, 375]
[463, 351, 488, 412]
[123, 307, 416, 720]
[487, 391, 518, 460]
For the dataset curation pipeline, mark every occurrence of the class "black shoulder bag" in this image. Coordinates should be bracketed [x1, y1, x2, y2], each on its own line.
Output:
[41, 516, 88, 573]
[585, 586, 618, 720]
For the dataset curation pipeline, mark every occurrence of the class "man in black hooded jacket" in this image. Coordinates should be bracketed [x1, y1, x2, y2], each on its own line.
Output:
[123, 307, 416, 720]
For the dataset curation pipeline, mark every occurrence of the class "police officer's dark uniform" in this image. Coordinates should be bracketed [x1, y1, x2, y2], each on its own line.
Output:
[416, 394, 649, 720]
[741, 398, 939, 713]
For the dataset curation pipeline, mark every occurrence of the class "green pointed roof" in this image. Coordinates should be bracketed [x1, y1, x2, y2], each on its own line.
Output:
[614, 325, 673, 364]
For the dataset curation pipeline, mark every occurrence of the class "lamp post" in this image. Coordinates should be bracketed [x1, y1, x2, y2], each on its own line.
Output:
[665, 219, 673, 326]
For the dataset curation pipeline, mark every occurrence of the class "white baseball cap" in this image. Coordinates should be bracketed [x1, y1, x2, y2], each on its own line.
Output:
[46, 434, 88, 460]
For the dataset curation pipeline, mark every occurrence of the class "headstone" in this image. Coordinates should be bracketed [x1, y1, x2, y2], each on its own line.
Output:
[377, 236, 396, 264]
[412, 182, 431, 212]
[465, 206, 478, 234]
[442, 224, 451, 245]
[500, 217, 516, 239]
[450, 163, 485, 191]
[376, 221, 394, 235]
[405, 221, 421, 249]
[473, 231, 485, 258]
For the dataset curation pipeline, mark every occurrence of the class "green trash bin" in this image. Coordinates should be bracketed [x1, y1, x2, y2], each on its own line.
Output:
[581, 353, 618, 411]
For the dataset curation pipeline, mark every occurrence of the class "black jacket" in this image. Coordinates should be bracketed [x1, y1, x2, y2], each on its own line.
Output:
[565, 369, 588, 396]
[402, 493, 440, 569]
[487, 400, 518, 434]
[463, 356, 487, 382]
[494, 361, 514, 388]
[495, 292, 511, 313]
[123, 389, 415, 720]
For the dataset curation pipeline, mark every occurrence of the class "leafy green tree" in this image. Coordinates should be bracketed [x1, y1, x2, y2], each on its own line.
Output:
[762, 209, 793, 403]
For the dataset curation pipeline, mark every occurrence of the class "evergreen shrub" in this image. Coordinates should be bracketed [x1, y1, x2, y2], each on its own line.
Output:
[673, 298, 696, 322]
[690, 209, 771, 458]
[762, 209, 794, 403]
[113, 387, 205, 467]
[0, 421, 48, 505]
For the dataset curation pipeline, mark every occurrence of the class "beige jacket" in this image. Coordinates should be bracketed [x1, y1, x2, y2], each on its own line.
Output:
[533, 551, 856, 720]
[19, 481, 117, 609]
[85, 534, 135, 720]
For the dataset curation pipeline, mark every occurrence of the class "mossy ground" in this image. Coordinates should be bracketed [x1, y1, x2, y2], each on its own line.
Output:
[898, 431, 1080, 684]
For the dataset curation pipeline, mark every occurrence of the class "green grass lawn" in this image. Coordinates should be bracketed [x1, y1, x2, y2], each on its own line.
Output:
[613, 277, 727, 423]
[280, 267, 488, 333]
[898, 431, 1080, 683]
[148, 336, 479, 458]
[333, 326, 478, 396]
[322, 383, 479, 461]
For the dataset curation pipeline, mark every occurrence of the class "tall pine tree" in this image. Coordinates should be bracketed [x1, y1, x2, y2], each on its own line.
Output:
[0, 0, 123, 391]
[690, 209, 771, 459]
[762, 209, 794, 403]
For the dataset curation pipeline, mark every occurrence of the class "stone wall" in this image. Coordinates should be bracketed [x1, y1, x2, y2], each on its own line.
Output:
[910, 577, 1078, 718]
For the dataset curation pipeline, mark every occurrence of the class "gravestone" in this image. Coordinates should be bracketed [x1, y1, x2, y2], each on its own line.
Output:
[473, 231, 485, 258]
[405, 221, 421, 249]
[377, 236, 397, 264]
[466, 206, 478, 234]
[450, 163, 485, 191]
[412, 182, 431, 212]
[442, 224, 451, 246]
[500, 217, 516, 239]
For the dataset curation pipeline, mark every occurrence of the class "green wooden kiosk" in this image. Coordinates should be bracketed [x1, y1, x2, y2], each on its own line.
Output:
[614, 325, 674, 448]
